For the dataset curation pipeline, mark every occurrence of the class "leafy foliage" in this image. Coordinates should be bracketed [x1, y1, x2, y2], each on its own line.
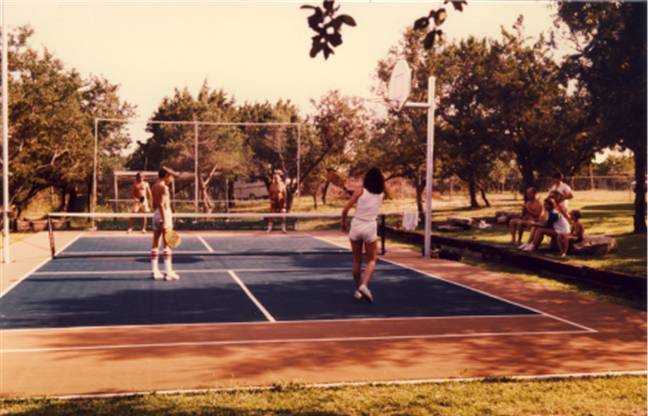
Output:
[413, 0, 467, 49]
[555, 1, 647, 233]
[3, 25, 134, 216]
[301, 0, 356, 60]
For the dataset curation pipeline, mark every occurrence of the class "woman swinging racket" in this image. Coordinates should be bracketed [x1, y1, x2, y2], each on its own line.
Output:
[341, 167, 385, 303]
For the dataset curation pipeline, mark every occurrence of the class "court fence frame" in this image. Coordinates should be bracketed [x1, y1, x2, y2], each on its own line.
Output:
[93, 118, 302, 228]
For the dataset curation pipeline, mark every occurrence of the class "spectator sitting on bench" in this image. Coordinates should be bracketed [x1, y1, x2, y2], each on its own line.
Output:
[509, 187, 544, 246]
[558, 209, 585, 257]
[520, 192, 571, 252]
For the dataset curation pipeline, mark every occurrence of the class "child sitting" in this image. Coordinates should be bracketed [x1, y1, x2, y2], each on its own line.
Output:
[558, 209, 585, 257]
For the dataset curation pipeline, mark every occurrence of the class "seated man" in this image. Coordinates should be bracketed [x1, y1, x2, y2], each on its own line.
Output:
[509, 187, 543, 245]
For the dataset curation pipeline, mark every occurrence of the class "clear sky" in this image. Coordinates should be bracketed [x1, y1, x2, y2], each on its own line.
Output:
[6, 1, 567, 147]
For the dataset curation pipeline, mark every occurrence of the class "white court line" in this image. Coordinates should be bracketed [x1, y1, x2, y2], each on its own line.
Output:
[308, 234, 599, 334]
[1, 329, 595, 353]
[197, 236, 213, 252]
[228, 270, 276, 323]
[0, 235, 83, 299]
[30, 267, 403, 276]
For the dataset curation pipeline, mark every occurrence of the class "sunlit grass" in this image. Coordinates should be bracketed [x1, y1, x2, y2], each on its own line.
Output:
[0, 375, 645, 416]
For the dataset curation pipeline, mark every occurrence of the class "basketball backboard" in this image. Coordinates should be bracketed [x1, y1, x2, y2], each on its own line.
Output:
[388, 60, 412, 112]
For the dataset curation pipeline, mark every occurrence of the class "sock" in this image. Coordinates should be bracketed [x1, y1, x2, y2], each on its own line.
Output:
[267, 223, 273, 230]
[151, 249, 159, 272]
[163, 248, 173, 273]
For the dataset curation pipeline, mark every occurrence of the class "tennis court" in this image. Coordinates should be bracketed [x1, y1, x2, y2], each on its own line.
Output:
[1, 228, 645, 398]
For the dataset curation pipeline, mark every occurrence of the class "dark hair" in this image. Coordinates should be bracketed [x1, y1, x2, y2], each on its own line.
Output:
[570, 209, 582, 220]
[544, 197, 557, 210]
[158, 166, 176, 179]
[136, 172, 142, 180]
[549, 190, 563, 202]
[363, 167, 385, 195]
[553, 171, 564, 180]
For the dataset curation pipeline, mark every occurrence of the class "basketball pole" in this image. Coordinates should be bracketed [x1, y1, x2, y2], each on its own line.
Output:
[405, 76, 435, 259]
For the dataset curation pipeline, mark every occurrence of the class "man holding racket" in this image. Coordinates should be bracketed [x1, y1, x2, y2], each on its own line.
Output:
[151, 166, 179, 280]
[128, 172, 153, 234]
[267, 173, 287, 234]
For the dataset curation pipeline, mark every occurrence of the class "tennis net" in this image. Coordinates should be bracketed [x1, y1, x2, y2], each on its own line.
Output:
[45, 212, 389, 259]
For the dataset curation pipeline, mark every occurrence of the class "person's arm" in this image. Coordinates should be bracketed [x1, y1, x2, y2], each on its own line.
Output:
[341, 188, 362, 233]
[146, 183, 153, 202]
[131, 184, 138, 202]
[556, 203, 571, 222]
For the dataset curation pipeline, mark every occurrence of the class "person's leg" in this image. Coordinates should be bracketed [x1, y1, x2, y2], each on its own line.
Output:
[350, 238, 364, 291]
[362, 240, 378, 287]
[509, 219, 520, 244]
[517, 221, 528, 244]
[128, 217, 135, 233]
[141, 216, 147, 233]
[151, 230, 163, 278]
[267, 203, 275, 233]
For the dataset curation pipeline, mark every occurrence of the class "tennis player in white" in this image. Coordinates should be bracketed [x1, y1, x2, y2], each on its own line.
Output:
[151, 166, 179, 281]
[341, 167, 385, 303]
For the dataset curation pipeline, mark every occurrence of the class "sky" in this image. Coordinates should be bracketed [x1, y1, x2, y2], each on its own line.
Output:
[6, 1, 570, 149]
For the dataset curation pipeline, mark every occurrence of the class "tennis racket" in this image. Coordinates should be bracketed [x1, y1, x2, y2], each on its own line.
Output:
[164, 230, 181, 248]
[327, 172, 353, 195]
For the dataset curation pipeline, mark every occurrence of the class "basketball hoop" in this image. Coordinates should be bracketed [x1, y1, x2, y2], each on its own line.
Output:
[387, 60, 412, 112]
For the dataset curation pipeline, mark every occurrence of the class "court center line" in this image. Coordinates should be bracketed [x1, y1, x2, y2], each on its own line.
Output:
[1, 329, 595, 353]
[197, 236, 213, 252]
[228, 270, 276, 323]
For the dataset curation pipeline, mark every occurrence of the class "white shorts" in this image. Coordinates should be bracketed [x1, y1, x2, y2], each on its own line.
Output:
[152, 209, 173, 231]
[349, 220, 377, 244]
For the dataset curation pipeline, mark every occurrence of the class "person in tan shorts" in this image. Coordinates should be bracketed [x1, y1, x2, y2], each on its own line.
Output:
[151, 166, 179, 280]
[128, 172, 153, 234]
[267, 174, 288, 234]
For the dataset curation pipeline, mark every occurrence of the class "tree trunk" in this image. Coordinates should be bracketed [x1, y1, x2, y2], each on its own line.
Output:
[468, 180, 480, 209]
[633, 150, 647, 233]
[321, 181, 330, 206]
[478, 182, 491, 207]
[312, 194, 318, 209]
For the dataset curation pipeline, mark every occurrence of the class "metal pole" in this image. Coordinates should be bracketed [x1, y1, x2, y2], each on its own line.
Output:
[92, 118, 98, 230]
[296, 124, 301, 230]
[1, 0, 9, 263]
[194, 122, 198, 220]
[423, 77, 435, 259]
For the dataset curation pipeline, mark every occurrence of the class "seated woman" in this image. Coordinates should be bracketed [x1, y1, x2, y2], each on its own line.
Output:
[558, 209, 585, 257]
[521, 194, 571, 252]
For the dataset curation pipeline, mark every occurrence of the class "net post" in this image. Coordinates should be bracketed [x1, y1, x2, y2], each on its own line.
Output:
[47, 214, 55, 259]
[380, 214, 386, 255]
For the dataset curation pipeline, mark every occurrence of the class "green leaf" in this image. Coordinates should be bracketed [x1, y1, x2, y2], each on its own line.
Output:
[414, 17, 430, 30]
[423, 30, 437, 49]
[434, 8, 447, 26]
[340, 14, 356, 26]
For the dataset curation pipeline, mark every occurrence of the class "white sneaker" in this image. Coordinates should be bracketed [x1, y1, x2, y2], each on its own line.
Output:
[266, 225, 272, 233]
[282, 226, 287, 234]
[358, 285, 374, 303]
[523, 245, 535, 252]
[141, 229, 146, 234]
[165, 271, 180, 281]
[518, 243, 529, 250]
[151, 270, 164, 279]
[127, 228, 133, 234]
[354, 290, 362, 299]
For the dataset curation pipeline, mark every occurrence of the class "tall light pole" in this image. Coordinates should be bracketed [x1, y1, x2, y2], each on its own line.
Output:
[2, 0, 10, 263]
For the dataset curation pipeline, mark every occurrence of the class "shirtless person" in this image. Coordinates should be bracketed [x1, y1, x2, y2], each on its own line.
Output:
[128, 172, 153, 234]
[266, 173, 287, 234]
[509, 187, 543, 245]
[151, 166, 179, 280]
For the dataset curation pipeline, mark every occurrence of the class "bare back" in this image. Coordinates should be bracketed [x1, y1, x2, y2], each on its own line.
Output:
[152, 180, 170, 212]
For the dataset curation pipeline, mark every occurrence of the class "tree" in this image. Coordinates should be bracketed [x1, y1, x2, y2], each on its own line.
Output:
[3, 26, 134, 216]
[555, 1, 647, 233]
[128, 82, 249, 213]
[305, 90, 369, 205]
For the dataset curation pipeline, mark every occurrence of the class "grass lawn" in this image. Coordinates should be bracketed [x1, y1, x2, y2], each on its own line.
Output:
[1, 375, 645, 415]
